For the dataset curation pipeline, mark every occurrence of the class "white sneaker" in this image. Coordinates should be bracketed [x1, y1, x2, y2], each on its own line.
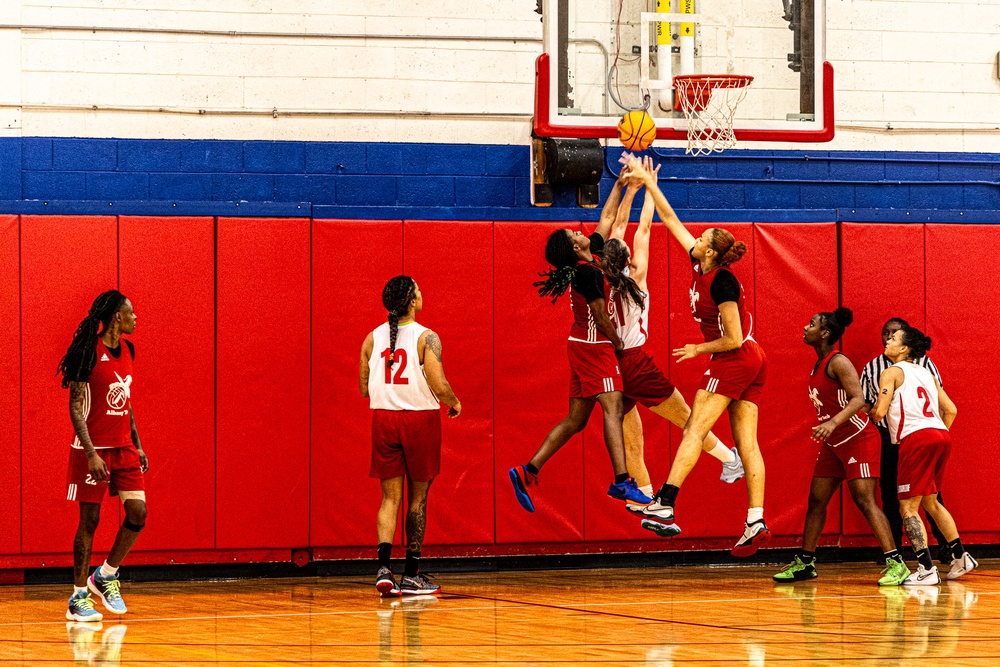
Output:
[627, 500, 672, 517]
[720, 447, 745, 483]
[634, 503, 682, 537]
[903, 564, 941, 586]
[946, 552, 978, 580]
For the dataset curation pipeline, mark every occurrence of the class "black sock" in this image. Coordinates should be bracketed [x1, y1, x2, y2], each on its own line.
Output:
[800, 550, 816, 562]
[884, 549, 903, 563]
[377, 542, 392, 568]
[404, 550, 420, 577]
[655, 483, 680, 508]
[915, 548, 934, 571]
[948, 538, 965, 560]
[614, 473, 630, 485]
[525, 463, 539, 477]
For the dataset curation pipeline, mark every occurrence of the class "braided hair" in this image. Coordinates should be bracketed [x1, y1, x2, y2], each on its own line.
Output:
[56, 290, 128, 388]
[818, 306, 854, 345]
[535, 229, 586, 303]
[382, 275, 417, 369]
[899, 325, 933, 359]
[602, 238, 645, 311]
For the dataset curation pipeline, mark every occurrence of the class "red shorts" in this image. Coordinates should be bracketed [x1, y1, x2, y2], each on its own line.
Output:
[619, 347, 676, 413]
[567, 341, 622, 398]
[66, 445, 144, 504]
[813, 426, 881, 480]
[701, 339, 767, 404]
[370, 409, 442, 482]
[897, 428, 951, 499]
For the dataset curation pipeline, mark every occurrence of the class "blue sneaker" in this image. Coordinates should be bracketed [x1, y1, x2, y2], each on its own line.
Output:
[66, 590, 103, 622]
[607, 477, 652, 504]
[508, 466, 536, 512]
[88, 570, 127, 615]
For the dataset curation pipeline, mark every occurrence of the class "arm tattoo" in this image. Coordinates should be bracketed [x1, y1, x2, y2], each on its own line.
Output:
[903, 515, 927, 551]
[406, 498, 428, 552]
[69, 382, 93, 451]
[881, 388, 888, 395]
[425, 332, 443, 362]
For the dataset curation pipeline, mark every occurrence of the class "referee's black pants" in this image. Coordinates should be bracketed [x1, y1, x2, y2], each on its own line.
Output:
[878, 425, 949, 561]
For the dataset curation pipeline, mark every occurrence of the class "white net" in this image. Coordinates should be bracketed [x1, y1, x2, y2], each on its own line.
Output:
[673, 75, 753, 156]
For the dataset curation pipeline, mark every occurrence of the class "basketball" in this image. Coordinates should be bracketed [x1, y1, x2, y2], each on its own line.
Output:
[618, 110, 656, 151]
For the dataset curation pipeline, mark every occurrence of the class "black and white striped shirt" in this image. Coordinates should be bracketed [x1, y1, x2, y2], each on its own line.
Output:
[861, 354, 943, 428]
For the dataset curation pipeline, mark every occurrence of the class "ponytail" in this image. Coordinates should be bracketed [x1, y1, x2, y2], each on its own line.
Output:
[382, 276, 417, 369]
[899, 325, 932, 359]
[819, 306, 854, 345]
[57, 290, 127, 388]
[709, 228, 747, 265]
[602, 238, 645, 311]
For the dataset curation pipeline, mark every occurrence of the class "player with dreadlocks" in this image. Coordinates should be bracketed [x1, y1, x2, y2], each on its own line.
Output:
[360, 276, 461, 597]
[58, 290, 147, 622]
[508, 171, 653, 514]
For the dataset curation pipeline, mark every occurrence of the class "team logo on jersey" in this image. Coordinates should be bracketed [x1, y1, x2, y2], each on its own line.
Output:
[106, 372, 132, 410]
[689, 286, 701, 321]
[808, 387, 823, 411]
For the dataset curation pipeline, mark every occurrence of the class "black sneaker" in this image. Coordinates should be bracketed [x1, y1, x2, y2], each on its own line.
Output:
[376, 566, 400, 597]
[400, 573, 441, 595]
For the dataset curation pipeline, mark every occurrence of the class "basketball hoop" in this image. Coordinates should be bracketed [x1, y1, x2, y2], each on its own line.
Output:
[673, 74, 753, 156]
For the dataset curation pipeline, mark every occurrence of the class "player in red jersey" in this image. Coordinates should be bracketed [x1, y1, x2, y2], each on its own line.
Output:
[623, 156, 768, 556]
[508, 172, 653, 512]
[360, 276, 462, 597]
[56, 290, 147, 621]
[605, 158, 745, 500]
[870, 325, 976, 585]
[773, 307, 910, 585]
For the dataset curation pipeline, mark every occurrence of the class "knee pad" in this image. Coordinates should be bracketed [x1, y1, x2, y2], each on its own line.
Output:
[123, 518, 145, 533]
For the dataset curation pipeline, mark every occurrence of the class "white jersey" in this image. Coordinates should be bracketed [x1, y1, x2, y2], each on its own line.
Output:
[885, 362, 947, 444]
[368, 321, 440, 411]
[608, 287, 649, 350]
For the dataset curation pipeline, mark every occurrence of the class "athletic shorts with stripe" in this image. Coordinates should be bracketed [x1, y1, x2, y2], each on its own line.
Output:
[896, 428, 951, 500]
[370, 409, 442, 482]
[700, 339, 767, 404]
[567, 340, 622, 398]
[66, 445, 145, 504]
[618, 347, 676, 413]
[813, 425, 881, 481]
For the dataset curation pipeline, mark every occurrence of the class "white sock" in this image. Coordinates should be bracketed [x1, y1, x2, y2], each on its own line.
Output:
[708, 442, 736, 463]
[639, 484, 653, 497]
[73, 585, 87, 595]
[747, 507, 764, 524]
[100, 561, 119, 578]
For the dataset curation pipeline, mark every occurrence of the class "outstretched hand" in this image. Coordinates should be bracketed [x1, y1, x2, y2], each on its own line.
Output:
[672, 343, 699, 362]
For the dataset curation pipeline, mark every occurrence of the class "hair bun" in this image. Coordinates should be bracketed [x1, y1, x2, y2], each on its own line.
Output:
[832, 307, 854, 327]
[924, 335, 933, 351]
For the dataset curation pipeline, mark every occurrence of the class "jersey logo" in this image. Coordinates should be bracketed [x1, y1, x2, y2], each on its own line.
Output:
[848, 457, 857, 464]
[100, 353, 110, 361]
[106, 372, 132, 410]
[897, 484, 910, 493]
[808, 387, 823, 411]
[689, 286, 701, 322]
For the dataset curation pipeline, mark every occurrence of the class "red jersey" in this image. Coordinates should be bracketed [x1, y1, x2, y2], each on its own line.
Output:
[568, 233, 611, 344]
[72, 338, 134, 449]
[808, 351, 869, 447]
[690, 253, 753, 344]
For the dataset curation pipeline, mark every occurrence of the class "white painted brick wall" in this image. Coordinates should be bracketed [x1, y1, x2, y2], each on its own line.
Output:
[3, 0, 999, 150]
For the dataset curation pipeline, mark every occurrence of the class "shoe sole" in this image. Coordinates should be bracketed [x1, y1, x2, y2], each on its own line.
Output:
[87, 577, 127, 615]
[640, 518, 682, 537]
[625, 502, 652, 514]
[903, 577, 941, 586]
[376, 580, 399, 596]
[401, 588, 441, 595]
[731, 528, 770, 558]
[947, 557, 978, 580]
[772, 572, 817, 582]
[508, 469, 535, 512]
[65, 609, 103, 622]
[720, 472, 745, 484]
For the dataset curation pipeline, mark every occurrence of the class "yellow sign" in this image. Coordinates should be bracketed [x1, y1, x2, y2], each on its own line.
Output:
[681, 0, 695, 37]
[656, 0, 671, 46]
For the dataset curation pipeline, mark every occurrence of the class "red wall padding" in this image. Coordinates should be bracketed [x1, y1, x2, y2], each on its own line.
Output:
[494, 222, 586, 544]
[20, 216, 120, 554]
[119, 217, 215, 551]
[752, 223, 841, 540]
[0, 216, 19, 554]
[840, 223, 926, 538]
[311, 220, 402, 547]
[7, 216, 1000, 569]
[216, 218, 310, 549]
[924, 224, 999, 535]
[404, 221, 495, 546]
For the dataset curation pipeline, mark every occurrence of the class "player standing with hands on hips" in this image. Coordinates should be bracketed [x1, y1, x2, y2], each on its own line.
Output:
[360, 276, 461, 597]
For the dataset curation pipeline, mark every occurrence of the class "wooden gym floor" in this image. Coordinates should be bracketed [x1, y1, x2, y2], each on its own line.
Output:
[3, 561, 999, 665]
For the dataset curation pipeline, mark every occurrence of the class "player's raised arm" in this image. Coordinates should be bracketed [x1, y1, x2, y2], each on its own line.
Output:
[624, 156, 696, 253]
[359, 332, 374, 398]
[420, 330, 462, 418]
[610, 174, 642, 242]
[629, 156, 659, 287]
[594, 168, 628, 240]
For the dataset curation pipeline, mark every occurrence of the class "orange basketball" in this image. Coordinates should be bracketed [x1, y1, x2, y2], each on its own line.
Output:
[618, 110, 656, 151]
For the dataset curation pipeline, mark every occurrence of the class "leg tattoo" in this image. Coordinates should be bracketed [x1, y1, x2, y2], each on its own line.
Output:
[406, 499, 427, 553]
[903, 515, 927, 551]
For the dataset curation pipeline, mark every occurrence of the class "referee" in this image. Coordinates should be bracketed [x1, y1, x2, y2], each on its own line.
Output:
[861, 317, 948, 562]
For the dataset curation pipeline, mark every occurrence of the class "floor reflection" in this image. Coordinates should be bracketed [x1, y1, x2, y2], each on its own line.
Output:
[66, 622, 126, 666]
